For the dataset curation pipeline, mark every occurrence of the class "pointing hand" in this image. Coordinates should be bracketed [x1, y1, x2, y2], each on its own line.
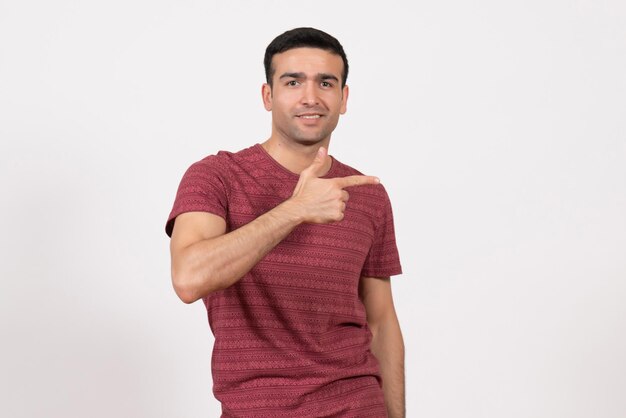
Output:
[289, 147, 380, 224]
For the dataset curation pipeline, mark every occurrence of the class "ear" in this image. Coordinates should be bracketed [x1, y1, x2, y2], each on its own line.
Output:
[262, 83, 272, 111]
[340, 84, 349, 115]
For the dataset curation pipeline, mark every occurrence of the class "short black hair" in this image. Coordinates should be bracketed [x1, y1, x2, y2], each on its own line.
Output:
[264, 27, 349, 87]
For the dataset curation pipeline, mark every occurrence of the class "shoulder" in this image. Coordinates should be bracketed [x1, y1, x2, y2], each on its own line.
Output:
[331, 156, 392, 210]
[184, 144, 258, 177]
[331, 157, 391, 196]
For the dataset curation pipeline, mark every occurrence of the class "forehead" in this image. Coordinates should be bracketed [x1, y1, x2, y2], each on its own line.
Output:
[271, 47, 343, 77]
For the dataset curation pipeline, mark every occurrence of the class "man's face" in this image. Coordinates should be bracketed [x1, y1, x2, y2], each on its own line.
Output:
[262, 47, 349, 146]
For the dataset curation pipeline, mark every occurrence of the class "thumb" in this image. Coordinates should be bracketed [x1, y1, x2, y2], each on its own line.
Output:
[306, 147, 328, 177]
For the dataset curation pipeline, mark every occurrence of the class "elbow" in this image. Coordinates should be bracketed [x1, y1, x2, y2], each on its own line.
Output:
[174, 286, 200, 304]
[172, 279, 200, 304]
[171, 267, 202, 304]
[171, 265, 221, 304]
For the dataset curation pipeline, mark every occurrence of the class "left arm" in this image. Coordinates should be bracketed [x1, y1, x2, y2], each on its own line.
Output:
[359, 276, 405, 418]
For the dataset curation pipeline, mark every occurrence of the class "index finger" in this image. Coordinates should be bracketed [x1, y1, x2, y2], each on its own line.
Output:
[334, 175, 380, 188]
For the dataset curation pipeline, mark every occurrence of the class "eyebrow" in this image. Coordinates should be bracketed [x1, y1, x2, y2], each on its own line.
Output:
[319, 73, 339, 82]
[279, 72, 306, 80]
[279, 72, 340, 82]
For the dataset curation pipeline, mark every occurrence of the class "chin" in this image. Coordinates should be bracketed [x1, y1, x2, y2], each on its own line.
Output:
[297, 137, 325, 143]
[289, 138, 326, 148]
[289, 130, 331, 145]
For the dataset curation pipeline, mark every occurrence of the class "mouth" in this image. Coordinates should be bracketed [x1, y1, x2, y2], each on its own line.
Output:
[296, 113, 324, 119]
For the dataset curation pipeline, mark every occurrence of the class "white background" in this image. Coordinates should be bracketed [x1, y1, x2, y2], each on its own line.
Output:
[1, 1, 625, 417]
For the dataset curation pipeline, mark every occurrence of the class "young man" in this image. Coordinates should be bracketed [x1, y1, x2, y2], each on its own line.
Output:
[165, 27, 405, 418]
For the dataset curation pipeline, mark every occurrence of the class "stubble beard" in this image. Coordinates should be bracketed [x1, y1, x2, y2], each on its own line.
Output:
[288, 126, 330, 145]
[283, 116, 339, 146]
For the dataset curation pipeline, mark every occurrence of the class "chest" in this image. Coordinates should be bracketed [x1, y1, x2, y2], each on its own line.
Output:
[225, 175, 377, 278]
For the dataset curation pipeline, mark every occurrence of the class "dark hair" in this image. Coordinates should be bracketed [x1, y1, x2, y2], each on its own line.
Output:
[264, 27, 349, 87]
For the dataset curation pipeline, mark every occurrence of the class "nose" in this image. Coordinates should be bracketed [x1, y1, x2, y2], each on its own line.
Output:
[300, 82, 319, 106]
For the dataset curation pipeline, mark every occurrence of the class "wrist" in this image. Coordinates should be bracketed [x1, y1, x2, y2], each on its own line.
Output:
[278, 198, 306, 225]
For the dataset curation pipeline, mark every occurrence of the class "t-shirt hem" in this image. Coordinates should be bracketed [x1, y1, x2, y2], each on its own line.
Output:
[165, 207, 227, 237]
[360, 266, 403, 278]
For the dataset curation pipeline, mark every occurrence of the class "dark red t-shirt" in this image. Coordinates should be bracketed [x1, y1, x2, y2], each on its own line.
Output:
[166, 144, 402, 417]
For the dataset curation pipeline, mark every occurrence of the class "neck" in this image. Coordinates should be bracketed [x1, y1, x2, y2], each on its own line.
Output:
[260, 136, 332, 175]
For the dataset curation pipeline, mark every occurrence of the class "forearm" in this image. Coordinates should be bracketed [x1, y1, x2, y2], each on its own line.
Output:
[171, 148, 379, 303]
[173, 199, 303, 301]
[370, 315, 406, 418]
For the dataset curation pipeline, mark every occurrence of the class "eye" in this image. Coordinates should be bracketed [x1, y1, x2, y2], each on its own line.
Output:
[287, 80, 299, 86]
[321, 81, 333, 88]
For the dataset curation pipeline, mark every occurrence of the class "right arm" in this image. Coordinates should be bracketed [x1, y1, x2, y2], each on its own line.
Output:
[169, 147, 379, 303]
[170, 199, 303, 303]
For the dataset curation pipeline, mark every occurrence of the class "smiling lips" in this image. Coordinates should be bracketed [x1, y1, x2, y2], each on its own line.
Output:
[296, 113, 324, 120]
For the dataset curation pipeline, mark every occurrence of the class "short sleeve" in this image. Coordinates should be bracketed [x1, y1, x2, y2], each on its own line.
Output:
[164, 156, 229, 237]
[360, 188, 403, 277]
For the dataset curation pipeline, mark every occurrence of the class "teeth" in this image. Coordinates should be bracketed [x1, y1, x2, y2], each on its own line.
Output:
[300, 115, 321, 119]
